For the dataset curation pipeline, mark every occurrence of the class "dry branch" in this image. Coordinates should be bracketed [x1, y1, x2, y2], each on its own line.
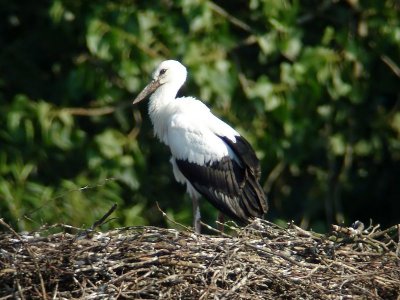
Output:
[0, 219, 399, 299]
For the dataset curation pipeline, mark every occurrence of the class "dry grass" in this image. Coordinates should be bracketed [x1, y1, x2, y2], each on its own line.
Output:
[0, 215, 399, 299]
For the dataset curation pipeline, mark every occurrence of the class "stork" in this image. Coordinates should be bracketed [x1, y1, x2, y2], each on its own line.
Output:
[133, 60, 268, 233]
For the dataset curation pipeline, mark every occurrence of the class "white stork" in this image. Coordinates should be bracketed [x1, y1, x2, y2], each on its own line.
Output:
[133, 60, 268, 233]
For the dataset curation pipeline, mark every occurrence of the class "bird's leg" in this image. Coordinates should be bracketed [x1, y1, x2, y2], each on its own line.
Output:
[217, 212, 225, 232]
[192, 196, 201, 233]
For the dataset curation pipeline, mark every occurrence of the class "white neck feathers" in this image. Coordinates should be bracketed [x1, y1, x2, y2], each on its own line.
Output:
[148, 83, 181, 144]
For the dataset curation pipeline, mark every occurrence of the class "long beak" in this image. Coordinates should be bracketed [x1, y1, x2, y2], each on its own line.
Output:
[132, 79, 161, 104]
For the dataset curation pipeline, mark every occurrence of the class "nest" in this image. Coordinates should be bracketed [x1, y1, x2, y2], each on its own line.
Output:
[1, 216, 399, 299]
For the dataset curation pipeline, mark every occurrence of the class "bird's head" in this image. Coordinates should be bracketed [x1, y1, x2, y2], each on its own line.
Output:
[133, 60, 187, 104]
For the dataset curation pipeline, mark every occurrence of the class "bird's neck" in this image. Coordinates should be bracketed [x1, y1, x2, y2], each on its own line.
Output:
[148, 84, 180, 144]
[149, 84, 179, 108]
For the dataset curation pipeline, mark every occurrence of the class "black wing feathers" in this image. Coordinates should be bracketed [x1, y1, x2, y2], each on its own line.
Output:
[175, 135, 268, 223]
[176, 157, 248, 222]
[218, 135, 261, 179]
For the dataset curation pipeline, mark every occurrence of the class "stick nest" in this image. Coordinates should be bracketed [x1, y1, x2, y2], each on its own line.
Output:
[1, 219, 399, 299]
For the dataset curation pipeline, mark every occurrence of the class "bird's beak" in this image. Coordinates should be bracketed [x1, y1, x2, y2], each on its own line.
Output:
[132, 79, 161, 105]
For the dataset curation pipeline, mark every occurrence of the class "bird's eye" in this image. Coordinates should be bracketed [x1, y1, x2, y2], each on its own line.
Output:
[159, 69, 167, 76]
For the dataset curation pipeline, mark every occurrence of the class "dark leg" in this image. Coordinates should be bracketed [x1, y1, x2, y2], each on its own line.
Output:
[217, 213, 225, 232]
[192, 196, 201, 233]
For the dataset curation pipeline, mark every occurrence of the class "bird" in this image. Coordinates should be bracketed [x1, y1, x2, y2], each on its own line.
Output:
[133, 60, 268, 233]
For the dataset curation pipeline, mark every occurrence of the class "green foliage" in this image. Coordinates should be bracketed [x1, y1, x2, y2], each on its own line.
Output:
[1, 0, 399, 232]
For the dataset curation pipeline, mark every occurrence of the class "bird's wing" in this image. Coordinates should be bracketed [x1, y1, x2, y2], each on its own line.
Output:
[206, 114, 262, 179]
[167, 112, 230, 165]
[172, 99, 261, 177]
[168, 112, 267, 222]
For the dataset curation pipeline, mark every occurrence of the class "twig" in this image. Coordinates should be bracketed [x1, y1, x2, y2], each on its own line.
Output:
[208, 2, 253, 33]
[22, 178, 117, 221]
[200, 221, 231, 238]
[61, 100, 134, 117]
[369, 224, 399, 239]
[381, 54, 400, 78]
[17, 279, 25, 300]
[243, 240, 311, 268]
[155, 202, 193, 232]
[397, 225, 400, 257]
[291, 223, 324, 239]
[51, 282, 58, 300]
[1, 220, 399, 298]
[91, 203, 118, 230]
[263, 161, 285, 193]
[0, 219, 48, 300]
[73, 203, 117, 241]
[62, 106, 115, 116]
[369, 224, 381, 235]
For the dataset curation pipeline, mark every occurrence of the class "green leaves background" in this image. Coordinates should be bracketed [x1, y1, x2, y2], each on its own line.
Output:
[1, 0, 399, 232]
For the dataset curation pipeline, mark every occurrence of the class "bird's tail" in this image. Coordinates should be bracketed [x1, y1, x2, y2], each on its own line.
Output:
[239, 175, 268, 221]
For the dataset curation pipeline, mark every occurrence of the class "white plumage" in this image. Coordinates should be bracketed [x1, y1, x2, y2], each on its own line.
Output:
[133, 60, 267, 233]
